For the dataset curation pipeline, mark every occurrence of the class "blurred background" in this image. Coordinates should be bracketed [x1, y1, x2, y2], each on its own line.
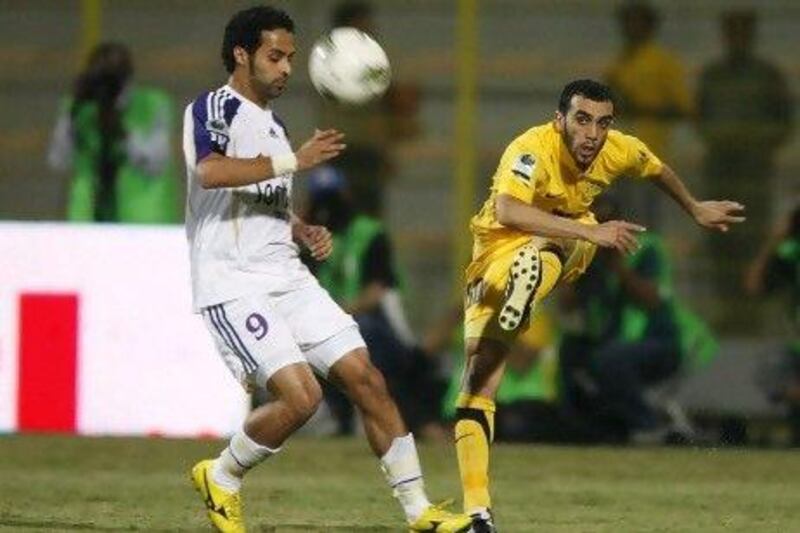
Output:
[1, 0, 798, 447]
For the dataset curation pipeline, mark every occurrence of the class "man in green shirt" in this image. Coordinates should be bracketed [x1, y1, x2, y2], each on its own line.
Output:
[559, 197, 714, 442]
[48, 42, 178, 223]
[746, 205, 800, 446]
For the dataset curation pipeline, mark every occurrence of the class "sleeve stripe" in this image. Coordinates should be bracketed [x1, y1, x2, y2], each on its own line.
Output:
[192, 88, 242, 163]
[192, 93, 213, 163]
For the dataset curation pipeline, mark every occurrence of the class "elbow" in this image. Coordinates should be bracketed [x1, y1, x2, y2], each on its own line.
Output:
[200, 177, 218, 190]
[197, 164, 222, 190]
[495, 195, 514, 227]
[743, 272, 764, 297]
[642, 296, 662, 311]
[641, 286, 662, 310]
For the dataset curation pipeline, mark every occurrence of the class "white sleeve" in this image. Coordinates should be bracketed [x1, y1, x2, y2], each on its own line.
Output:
[126, 111, 171, 176]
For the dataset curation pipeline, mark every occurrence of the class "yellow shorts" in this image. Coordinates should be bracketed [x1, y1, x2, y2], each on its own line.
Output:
[463, 234, 597, 345]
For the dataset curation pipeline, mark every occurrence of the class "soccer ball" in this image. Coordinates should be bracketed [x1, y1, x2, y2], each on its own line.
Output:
[308, 27, 391, 105]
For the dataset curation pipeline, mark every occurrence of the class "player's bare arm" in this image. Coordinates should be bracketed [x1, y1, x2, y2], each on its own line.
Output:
[744, 213, 792, 295]
[607, 251, 661, 310]
[496, 193, 644, 254]
[653, 164, 746, 233]
[290, 212, 333, 261]
[197, 128, 345, 189]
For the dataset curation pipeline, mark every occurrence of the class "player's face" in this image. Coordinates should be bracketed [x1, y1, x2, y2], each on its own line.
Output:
[245, 29, 296, 100]
[555, 95, 614, 170]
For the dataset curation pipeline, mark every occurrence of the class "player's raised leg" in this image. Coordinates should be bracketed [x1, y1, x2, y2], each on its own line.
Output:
[455, 338, 507, 533]
[326, 347, 472, 533]
[456, 245, 564, 532]
[190, 294, 323, 533]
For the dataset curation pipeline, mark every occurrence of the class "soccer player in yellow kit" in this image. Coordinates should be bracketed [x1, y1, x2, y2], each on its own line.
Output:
[455, 79, 745, 532]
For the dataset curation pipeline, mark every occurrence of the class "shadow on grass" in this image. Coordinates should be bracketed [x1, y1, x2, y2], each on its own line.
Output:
[258, 524, 396, 532]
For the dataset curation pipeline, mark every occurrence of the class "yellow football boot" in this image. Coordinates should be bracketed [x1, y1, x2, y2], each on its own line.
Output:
[408, 501, 472, 532]
[190, 459, 245, 533]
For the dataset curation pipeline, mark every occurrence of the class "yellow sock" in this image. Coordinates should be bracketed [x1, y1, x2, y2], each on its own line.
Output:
[454, 393, 496, 513]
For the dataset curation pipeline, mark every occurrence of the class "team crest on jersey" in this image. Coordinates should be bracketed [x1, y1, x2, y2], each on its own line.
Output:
[206, 118, 229, 138]
[512, 154, 536, 182]
[578, 180, 604, 199]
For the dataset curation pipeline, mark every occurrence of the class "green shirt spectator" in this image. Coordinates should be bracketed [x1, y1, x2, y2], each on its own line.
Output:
[48, 43, 178, 223]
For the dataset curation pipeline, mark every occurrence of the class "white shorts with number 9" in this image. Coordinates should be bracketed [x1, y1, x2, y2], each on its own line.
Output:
[201, 283, 365, 391]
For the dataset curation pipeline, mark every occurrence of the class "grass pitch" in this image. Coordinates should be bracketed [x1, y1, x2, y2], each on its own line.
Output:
[0, 434, 798, 532]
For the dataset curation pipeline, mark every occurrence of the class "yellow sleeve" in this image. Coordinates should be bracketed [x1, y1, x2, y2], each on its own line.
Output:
[493, 139, 542, 204]
[622, 134, 663, 179]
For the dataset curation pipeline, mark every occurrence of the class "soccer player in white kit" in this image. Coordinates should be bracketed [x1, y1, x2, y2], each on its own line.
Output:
[184, 6, 470, 533]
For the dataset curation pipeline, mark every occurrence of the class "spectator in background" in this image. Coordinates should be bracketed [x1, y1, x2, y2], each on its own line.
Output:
[698, 10, 794, 330]
[745, 205, 800, 447]
[559, 197, 712, 443]
[48, 42, 178, 223]
[317, 1, 420, 216]
[605, 1, 691, 228]
[304, 166, 447, 439]
[485, 310, 565, 443]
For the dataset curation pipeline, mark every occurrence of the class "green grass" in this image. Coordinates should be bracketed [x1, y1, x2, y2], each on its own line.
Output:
[0, 435, 798, 532]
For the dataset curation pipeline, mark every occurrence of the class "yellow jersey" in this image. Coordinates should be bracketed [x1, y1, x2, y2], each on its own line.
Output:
[470, 122, 663, 260]
[606, 41, 692, 154]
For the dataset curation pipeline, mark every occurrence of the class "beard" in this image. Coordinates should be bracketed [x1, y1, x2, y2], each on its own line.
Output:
[248, 61, 287, 100]
[562, 128, 603, 169]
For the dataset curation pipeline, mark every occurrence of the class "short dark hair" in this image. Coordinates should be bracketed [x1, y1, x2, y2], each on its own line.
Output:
[222, 6, 295, 73]
[332, 1, 372, 28]
[790, 204, 800, 239]
[617, 1, 659, 32]
[558, 79, 615, 114]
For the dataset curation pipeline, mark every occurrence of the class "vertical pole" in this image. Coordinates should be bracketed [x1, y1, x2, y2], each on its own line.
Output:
[80, 0, 102, 63]
[453, 0, 479, 297]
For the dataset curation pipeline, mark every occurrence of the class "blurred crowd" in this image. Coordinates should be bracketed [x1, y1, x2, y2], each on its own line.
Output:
[41, 1, 797, 446]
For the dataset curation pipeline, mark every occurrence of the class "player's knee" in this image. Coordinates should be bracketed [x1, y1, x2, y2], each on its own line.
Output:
[285, 380, 323, 423]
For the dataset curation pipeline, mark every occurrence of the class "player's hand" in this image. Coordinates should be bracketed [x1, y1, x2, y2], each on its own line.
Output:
[586, 220, 645, 254]
[691, 200, 746, 233]
[299, 224, 333, 260]
[296, 129, 346, 171]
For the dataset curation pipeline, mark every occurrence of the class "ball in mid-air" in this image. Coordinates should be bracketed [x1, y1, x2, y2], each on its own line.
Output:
[308, 27, 391, 105]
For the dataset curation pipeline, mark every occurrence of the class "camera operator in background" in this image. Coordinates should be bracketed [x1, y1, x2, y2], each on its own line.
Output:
[304, 166, 448, 440]
[48, 42, 178, 223]
[560, 196, 715, 443]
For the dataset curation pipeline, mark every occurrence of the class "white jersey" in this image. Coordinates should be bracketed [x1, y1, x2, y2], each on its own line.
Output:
[183, 84, 313, 311]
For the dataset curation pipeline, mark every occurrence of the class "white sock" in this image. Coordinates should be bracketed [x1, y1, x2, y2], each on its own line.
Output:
[211, 429, 279, 492]
[380, 433, 431, 522]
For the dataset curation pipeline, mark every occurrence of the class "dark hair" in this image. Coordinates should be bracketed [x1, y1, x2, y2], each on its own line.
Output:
[332, 1, 372, 28]
[222, 6, 294, 73]
[71, 42, 134, 222]
[73, 42, 133, 109]
[617, 1, 659, 32]
[790, 204, 800, 238]
[558, 79, 615, 114]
